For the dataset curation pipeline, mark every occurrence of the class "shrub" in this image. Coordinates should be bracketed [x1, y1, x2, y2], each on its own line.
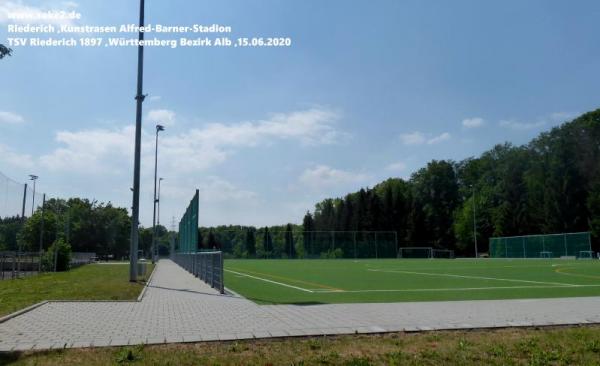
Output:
[42, 238, 72, 272]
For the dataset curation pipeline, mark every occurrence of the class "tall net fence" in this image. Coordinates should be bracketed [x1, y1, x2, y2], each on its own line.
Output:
[0, 172, 45, 219]
[0, 172, 51, 279]
[206, 230, 399, 259]
[489, 232, 592, 258]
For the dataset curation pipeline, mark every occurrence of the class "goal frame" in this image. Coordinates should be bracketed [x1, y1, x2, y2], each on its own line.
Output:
[398, 247, 433, 259]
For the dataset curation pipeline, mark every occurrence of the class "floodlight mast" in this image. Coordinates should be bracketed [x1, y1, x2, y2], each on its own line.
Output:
[151, 126, 165, 264]
[29, 175, 38, 216]
[129, 0, 146, 282]
[471, 185, 478, 258]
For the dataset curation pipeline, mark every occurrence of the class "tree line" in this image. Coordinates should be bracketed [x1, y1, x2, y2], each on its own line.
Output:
[304, 109, 600, 255]
[0, 198, 173, 260]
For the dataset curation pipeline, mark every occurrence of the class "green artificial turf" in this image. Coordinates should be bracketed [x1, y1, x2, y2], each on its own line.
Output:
[0, 264, 153, 317]
[224, 259, 600, 304]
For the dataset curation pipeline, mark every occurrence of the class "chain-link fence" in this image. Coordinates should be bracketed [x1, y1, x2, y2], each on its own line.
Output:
[489, 232, 592, 258]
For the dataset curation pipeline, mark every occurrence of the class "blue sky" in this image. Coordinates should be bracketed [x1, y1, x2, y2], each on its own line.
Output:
[1, 0, 599, 227]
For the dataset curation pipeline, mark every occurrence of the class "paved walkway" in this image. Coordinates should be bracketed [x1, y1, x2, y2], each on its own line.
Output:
[1, 260, 600, 351]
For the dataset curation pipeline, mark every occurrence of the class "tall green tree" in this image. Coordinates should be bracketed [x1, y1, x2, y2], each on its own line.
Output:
[262, 227, 273, 257]
[302, 212, 315, 256]
[245, 228, 256, 257]
[284, 224, 295, 258]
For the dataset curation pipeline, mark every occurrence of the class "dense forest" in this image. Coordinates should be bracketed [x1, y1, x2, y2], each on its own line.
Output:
[304, 109, 600, 255]
[1, 109, 599, 258]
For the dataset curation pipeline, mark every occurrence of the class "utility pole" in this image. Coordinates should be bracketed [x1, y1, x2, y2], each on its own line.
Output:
[151, 125, 165, 264]
[472, 185, 478, 258]
[18, 183, 27, 276]
[129, 0, 146, 282]
[38, 194, 45, 272]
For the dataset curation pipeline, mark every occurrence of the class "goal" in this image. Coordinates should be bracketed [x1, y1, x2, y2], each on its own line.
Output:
[398, 247, 432, 259]
[578, 250, 595, 260]
[432, 249, 455, 259]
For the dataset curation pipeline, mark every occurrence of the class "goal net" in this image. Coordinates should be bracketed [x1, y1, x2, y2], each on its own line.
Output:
[398, 247, 432, 259]
[432, 249, 455, 259]
[578, 250, 595, 260]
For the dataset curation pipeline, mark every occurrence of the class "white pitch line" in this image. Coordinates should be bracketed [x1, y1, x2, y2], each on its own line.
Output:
[368, 269, 579, 287]
[309, 284, 600, 294]
[225, 269, 314, 293]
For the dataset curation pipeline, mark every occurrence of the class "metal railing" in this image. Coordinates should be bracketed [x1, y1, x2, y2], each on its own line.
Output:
[0, 251, 41, 280]
[173, 251, 224, 294]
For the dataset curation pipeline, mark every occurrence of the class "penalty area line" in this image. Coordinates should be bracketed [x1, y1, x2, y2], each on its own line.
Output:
[225, 269, 314, 293]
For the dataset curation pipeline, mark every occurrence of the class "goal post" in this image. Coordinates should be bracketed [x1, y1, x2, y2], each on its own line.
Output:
[432, 249, 455, 259]
[398, 247, 432, 259]
[578, 250, 595, 260]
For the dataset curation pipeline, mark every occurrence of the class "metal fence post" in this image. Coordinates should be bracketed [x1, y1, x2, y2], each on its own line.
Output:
[220, 252, 224, 294]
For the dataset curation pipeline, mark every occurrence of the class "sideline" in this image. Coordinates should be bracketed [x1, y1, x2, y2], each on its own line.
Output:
[226, 269, 314, 293]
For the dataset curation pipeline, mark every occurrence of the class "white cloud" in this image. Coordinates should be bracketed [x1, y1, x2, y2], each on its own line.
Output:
[462, 117, 485, 129]
[0, 1, 78, 25]
[499, 119, 546, 131]
[299, 165, 370, 190]
[160, 176, 256, 203]
[147, 109, 176, 127]
[549, 111, 578, 122]
[399, 132, 426, 145]
[427, 132, 451, 145]
[0, 144, 34, 168]
[40, 126, 134, 173]
[399, 131, 451, 146]
[148, 96, 162, 102]
[386, 161, 407, 172]
[499, 112, 579, 131]
[0, 111, 25, 124]
[40, 108, 343, 174]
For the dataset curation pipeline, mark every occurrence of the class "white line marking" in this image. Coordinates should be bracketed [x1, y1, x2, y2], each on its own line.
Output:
[225, 269, 314, 293]
[309, 284, 600, 293]
[368, 269, 579, 287]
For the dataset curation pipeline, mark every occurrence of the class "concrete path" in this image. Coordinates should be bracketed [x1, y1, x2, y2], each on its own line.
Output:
[1, 259, 600, 351]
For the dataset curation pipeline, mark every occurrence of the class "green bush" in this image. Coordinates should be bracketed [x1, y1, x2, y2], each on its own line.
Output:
[320, 248, 344, 259]
[42, 238, 72, 272]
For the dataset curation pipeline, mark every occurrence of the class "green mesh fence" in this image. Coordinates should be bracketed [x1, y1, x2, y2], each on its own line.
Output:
[301, 231, 398, 259]
[177, 190, 199, 253]
[207, 231, 398, 259]
[489, 232, 592, 258]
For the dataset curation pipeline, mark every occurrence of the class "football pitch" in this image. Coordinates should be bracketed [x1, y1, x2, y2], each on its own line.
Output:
[224, 259, 600, 304]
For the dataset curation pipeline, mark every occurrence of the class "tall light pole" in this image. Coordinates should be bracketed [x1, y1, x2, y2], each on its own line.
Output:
[471, 185, 478, 258]
[29, 175, 38, 216]
[129, 0, 146, 282]
[151, 125, 165, 264]
[156, 177, 164, 260]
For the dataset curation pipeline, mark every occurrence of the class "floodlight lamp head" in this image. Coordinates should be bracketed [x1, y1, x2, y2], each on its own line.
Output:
[29, 174, 38, 181]
[156, 125, 165, 132]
